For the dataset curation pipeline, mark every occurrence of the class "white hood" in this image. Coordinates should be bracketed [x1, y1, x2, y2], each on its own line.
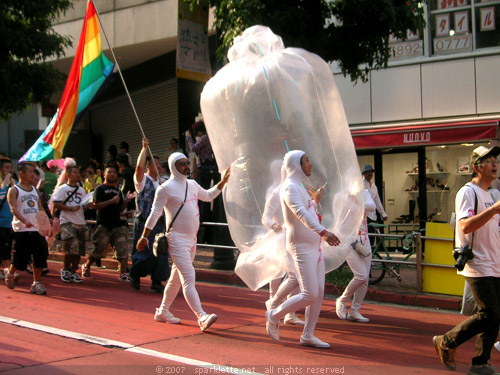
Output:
[168, 152, 188, 182]
[283, 150, 307, 183]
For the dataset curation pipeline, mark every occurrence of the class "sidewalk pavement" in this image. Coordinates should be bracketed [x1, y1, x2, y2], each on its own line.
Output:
[48, 246, 461, 312]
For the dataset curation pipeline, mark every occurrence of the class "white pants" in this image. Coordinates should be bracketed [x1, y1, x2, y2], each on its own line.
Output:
[269, 252, 300, 303]
[269, 273, 300, 311]
[338, 242, 371, 312]
[271, 249, 325, 338]
[159, 242, 205, 319]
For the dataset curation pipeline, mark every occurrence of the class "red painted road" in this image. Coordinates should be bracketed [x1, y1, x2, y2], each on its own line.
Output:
[0, 260, 496, 375]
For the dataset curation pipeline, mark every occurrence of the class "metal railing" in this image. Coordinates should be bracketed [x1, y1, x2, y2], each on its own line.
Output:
[369, 231, 454, 292]
[83, 219, 455, 292]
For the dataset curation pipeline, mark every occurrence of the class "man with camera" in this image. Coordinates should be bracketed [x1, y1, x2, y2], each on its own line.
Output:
[433, 145, 500, 375]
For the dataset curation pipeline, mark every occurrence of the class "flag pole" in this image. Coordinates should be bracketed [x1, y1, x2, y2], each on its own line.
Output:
[92, 1, 161, 180]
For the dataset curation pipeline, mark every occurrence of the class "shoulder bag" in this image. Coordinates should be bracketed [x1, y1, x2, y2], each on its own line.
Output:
[153, 182, 188, 257]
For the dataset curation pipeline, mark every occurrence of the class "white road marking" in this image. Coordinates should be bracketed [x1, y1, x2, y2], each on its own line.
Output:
[0, 315, 264, 374]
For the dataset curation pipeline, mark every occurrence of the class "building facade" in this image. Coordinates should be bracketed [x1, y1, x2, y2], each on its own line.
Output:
[334, 0, 500, 227]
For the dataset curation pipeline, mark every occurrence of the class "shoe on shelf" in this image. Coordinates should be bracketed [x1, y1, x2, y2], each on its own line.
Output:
[300, 336, 331, 349]
[118, 273, 130, 282]
[432, 335, 456, 371]
[347, 310, 370, 323]
[154, 308, 181, 324]
[468, 364, 500, 375]
[336, 298, 347, 320]
[30, 282, 47, 295]
[265, 310, 279, 341]
[130, 276, 140, 290]
[81, 264, 91, 278]
[150, 281, 164, 293]
[70, 273, 83, 283]
[60, 269, 71, 283]
[4, 268, 16, 289]
[198, 313, 217, 332]
[284, 313, 305, 326]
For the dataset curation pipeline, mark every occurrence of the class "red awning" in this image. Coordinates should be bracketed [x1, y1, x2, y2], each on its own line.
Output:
[351, 119, 499, 149]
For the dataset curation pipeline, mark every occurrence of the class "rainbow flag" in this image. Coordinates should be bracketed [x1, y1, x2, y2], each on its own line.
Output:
[21, 0, 114, 161]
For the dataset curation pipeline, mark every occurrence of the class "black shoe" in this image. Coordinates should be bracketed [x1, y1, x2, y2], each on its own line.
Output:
[150, 281, 164, 293]
[469, 364, 500, 375]
[129, 276, 140, 290]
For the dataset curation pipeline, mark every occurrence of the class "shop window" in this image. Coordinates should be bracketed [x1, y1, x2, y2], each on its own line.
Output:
[475, 3, 500, 48]
[430, 0, 472, 55]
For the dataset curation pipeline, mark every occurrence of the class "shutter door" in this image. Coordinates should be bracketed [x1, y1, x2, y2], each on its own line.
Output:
[89, 79, 178, 164]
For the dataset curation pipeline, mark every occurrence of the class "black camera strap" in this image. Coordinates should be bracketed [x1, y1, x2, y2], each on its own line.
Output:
[465, 183, 478, 250]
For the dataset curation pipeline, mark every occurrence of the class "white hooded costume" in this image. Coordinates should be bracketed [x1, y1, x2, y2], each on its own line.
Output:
[337, 189, 376, 317]
[268, 150, 328, 342]
[262, 161, 302, 325]
[145, 152, 221, 321]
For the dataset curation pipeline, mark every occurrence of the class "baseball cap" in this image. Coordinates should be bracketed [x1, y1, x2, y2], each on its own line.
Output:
[470, 145, 500, 166]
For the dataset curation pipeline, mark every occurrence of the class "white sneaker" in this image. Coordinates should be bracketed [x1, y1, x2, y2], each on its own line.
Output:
[198, 313, 217, 332]
[347, 310, 369, 323]
[30, 282, 47, 295]
[154, 308, 181, 324]
[265, 310, 279, 341]
[4, 268, 15, 289]
[336, 298, 347, 320]
[284, 313, 305, 326]
[495, 341, 500, 352]
[300, 336, 331, 349]
[118, 273, 130, 282]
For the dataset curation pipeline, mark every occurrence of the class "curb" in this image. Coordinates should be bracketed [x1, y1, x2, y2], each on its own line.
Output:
[196, 268, 461, 311]
[48, 252, 461, 311]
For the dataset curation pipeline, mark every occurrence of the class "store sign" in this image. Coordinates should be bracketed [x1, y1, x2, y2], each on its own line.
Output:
[480, 7, 496, 31]
[389, 30, 424, 59]
[351, 121, 498, 149]
[438, 0, 467, 10]
[403, 132, 431, 144]
[176, 0, 211, 82]
[433, 34, 471, 53]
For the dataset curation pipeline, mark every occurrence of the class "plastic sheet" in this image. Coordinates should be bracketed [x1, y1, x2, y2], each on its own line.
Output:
[201, 26, 364, 290]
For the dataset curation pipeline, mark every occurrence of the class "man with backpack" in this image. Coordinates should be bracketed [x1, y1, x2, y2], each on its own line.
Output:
[433, 145, 500, 375]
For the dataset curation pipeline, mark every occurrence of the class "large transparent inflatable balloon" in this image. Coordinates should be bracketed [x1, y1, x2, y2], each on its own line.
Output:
[200, 26, 364, 290]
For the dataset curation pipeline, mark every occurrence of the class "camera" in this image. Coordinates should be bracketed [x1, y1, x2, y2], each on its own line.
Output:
[453, 245, 474, 271]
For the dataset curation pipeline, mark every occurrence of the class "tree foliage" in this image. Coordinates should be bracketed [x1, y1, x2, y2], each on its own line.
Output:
[188, 0, 426, 82]
[0, 0, 72, 120]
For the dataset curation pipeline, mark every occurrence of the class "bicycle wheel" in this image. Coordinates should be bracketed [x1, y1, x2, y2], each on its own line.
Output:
[369, 252, 386, 285]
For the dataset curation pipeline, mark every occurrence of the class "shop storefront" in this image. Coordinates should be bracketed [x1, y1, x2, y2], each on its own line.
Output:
[352, 117, 500, 230]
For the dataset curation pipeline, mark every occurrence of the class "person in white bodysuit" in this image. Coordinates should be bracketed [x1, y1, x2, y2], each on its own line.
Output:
[265, 150, 340, 348]
[262, 161, 304, 326]
[137, 152, 230, 331]
[336, 189, 376, 323]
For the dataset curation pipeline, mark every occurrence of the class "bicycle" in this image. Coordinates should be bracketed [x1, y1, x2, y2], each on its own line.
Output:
[368, 223, 423, 285]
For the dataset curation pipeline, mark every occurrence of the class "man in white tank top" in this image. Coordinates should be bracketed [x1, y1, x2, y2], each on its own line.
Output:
[5, 162, 49, 295]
